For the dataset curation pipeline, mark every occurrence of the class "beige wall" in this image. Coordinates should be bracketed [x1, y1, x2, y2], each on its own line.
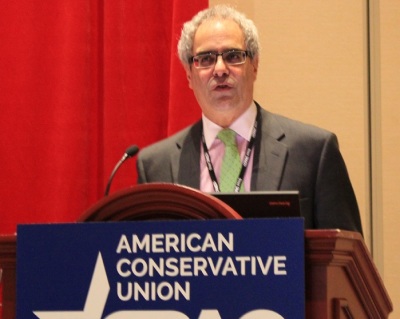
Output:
[376, 0, 400, 316]
[209, 0, 398, 316]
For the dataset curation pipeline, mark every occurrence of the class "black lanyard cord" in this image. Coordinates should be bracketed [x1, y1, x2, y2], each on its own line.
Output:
[201, 108, 259, 192]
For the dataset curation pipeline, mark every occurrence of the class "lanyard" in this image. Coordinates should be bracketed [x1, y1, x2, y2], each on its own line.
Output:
[201, 109, 259, 192]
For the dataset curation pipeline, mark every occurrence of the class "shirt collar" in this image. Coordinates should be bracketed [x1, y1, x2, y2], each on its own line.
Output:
[202, 101, 257, 148]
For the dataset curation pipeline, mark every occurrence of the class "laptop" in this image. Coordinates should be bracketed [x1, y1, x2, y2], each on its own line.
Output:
[211, 191, 301, 219]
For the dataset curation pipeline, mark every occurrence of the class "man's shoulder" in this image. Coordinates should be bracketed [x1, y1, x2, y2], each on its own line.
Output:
[260, 107, 333, 140]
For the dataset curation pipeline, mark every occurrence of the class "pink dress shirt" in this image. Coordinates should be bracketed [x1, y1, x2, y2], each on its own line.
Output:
[200, 102, 257, 192]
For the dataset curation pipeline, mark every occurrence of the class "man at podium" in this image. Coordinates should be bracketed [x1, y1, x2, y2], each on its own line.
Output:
[136, 5, 363, 235]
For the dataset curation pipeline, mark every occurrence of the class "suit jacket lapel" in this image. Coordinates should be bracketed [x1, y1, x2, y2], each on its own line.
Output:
[175, 121, 202, 189]
[251, 107, 288, 190]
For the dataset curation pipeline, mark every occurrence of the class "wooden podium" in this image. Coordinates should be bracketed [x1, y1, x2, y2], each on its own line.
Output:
[0, 183, 393, 318]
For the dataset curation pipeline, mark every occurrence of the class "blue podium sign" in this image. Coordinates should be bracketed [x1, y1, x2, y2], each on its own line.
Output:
[17, 218, 304, 319]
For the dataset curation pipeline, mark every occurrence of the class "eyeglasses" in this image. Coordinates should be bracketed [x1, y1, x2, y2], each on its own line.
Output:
[191, 50, 249, 69]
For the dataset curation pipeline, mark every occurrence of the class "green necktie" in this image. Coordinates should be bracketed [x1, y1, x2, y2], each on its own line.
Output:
[218, 129, 243, 192]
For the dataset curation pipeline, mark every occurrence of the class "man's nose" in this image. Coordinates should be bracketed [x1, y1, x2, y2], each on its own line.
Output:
[213, 55, 229, 77]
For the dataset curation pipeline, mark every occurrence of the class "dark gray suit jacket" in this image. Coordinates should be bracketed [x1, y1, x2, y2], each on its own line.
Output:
[137, 104, 363, 233]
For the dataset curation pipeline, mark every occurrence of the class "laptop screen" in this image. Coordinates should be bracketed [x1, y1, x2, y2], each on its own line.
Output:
[211, 191, 301, 219]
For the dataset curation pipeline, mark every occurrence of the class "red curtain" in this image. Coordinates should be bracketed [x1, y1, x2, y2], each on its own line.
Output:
[0, 0, 207, 235]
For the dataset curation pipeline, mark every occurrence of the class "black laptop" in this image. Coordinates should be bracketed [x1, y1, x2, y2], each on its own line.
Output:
[211, 191, 301, 219]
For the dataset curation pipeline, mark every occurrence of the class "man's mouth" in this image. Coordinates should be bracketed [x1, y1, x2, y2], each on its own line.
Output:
[214, 84, 231, 90]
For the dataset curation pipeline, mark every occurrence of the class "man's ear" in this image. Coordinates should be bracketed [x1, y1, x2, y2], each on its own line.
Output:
[183, 64, 193, 89]
[251, 56, 259, 80]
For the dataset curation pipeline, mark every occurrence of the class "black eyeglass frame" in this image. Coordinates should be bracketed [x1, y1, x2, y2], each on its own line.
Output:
[190, 49, 250, 69]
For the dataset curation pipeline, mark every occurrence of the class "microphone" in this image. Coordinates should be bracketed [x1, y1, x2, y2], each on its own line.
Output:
[104, 145, 139, 196]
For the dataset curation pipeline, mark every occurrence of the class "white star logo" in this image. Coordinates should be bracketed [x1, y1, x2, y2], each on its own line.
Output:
[33, 252, 109, 319]
[32, 253, 188, 319]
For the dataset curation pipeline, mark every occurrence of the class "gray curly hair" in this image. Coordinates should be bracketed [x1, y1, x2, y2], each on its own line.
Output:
[177, 5, 260, 65]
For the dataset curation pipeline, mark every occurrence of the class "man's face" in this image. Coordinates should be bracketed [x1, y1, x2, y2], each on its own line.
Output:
[184, 18, 258, 127]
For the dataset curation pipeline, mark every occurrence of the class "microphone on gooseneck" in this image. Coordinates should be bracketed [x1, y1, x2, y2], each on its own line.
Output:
[104, 145, 139, 196]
